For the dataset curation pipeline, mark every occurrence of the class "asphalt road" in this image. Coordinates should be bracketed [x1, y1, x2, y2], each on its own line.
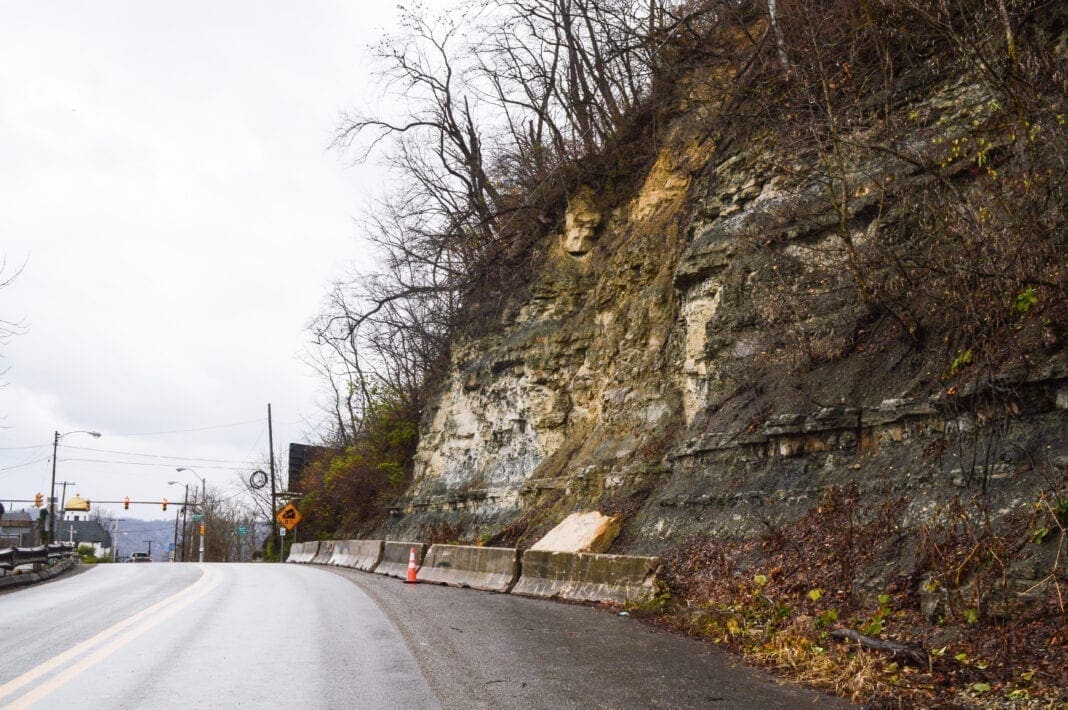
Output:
[328, 566, 850, 710]
[0, 563, 435, 709]
[0, 563, 850, 709]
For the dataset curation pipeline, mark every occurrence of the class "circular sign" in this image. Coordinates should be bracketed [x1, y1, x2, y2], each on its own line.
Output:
[249, 470, 268, 490]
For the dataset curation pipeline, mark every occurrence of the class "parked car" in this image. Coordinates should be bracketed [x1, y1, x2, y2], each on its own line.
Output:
[129, 552, 152, 563]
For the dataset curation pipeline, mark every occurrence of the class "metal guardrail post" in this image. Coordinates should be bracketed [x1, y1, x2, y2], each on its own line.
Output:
[13, 546, 49, 567]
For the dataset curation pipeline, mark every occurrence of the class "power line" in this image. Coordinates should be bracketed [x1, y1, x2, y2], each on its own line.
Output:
[61, 445, 259, 465]
[112, 418, 266, 437]
[0, 457, 50, 473]
[58, 458, 253, 472]
[0, 417, 267, 449]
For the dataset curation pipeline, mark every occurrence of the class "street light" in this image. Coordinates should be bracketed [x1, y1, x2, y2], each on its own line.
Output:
[176, 468, 206, 563]
[167, 481, 188, 563]
[49, 429, 101, 542]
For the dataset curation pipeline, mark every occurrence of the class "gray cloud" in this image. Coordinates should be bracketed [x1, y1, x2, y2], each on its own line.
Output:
[1, 1, 426, 519]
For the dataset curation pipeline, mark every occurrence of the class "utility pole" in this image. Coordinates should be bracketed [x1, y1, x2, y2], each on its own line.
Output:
[174, 483, 188, 562]
[191, 484, 200, 562]
[181, 486, 189, 561]
[47, 429, 100, 542]
[268, 403, 279, 562]
[58, 481, 75, 523]
[48, 431, 59, 543]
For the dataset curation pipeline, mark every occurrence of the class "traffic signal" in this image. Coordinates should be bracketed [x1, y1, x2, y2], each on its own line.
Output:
[162, 498, 168, 511]
[85, 499, 91, 511]
[199, 524, 205, 535]
[34, 492, 43, 507]
[124, 496, 130, 510]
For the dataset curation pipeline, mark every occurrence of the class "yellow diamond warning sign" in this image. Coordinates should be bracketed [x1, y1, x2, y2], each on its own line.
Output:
[276, 502, 302, 530]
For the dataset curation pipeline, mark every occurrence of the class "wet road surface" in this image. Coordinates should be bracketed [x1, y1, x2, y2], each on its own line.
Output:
[327, 565, 850, 710]
[0, 563, 435, 709]
[0, 562, 850, 708]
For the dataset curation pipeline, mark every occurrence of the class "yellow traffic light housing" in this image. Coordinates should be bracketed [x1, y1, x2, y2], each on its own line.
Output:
[162, 498, 168, 511]
[34, 492, 43, 507]
[124, 496, 130, 510]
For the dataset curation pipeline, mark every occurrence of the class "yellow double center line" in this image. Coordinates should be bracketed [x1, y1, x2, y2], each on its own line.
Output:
[0, 566, 221, 708]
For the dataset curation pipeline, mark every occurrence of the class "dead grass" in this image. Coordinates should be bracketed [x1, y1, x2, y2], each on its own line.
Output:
[631, 486, 1068, 707]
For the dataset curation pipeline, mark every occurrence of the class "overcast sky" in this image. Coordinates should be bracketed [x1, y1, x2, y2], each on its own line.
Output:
[0, 2, 438, 521]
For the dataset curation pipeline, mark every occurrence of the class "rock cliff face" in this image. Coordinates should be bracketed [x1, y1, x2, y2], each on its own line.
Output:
[383, 71, 1067, 562]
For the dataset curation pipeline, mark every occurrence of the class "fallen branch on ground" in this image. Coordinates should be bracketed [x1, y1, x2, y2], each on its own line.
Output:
[829, 628, 929, 667]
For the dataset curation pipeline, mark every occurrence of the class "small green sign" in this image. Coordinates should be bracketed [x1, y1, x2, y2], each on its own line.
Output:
[237, 525, 248, 536]
[192, 513, 204, 521]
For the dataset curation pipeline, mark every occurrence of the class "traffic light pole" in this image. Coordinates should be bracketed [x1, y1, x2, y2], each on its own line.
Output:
[198, 478, 207, 563]
[180, 485, 189, 561]
[171, 498, 181, 562]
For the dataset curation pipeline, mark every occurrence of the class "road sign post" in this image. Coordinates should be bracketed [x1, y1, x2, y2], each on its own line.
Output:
[275, 503, 300, 561]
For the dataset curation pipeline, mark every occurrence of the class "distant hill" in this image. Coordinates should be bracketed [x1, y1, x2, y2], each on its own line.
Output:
[111, 518, 178, 561]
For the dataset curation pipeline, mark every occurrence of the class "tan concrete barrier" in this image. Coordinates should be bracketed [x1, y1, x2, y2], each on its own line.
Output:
[310, 540, 335, 565]
[511, 550, 661, 604]
[373, 541, 427, 579]
[286, 541, 319, 563]
[417, 544, 519, 592]
[327, 539, 384, 571]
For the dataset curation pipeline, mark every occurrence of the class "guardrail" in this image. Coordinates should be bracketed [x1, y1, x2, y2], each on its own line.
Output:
[290, 538, 659, 604]
[0, 542, 78, 590]
[0, 542, 76, 571]
[47, 542, 76, 560]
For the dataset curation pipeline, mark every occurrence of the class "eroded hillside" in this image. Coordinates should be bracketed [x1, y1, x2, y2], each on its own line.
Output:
[387, 59, 1066, 557]
[303, 1, 1065, 702]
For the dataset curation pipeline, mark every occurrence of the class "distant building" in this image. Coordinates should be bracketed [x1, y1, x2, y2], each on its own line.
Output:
[0, 509, 39, 547]
[58, 520, 113, 558]
[63, 493, 91, 521]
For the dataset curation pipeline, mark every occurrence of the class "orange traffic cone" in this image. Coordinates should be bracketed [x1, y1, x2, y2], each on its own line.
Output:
[405, 546, 419, 584]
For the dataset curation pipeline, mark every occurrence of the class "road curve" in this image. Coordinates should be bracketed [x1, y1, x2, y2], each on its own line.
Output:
[0, 563, 849, 709]
[0, 563, 436, 709]
[325, 565, 851, 710]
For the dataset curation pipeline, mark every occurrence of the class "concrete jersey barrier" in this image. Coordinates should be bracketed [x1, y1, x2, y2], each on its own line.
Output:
[417, 544, 519, 592]
[373, 541, 427, 579]
[310, 540, 336, 565]
[327, 539, 384, 571]
[286, 541, 320, 563]
[511, 550, 661, 604]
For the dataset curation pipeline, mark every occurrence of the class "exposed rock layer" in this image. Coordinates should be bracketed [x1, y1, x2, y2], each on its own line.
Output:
[382, 71, 1067, 583]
